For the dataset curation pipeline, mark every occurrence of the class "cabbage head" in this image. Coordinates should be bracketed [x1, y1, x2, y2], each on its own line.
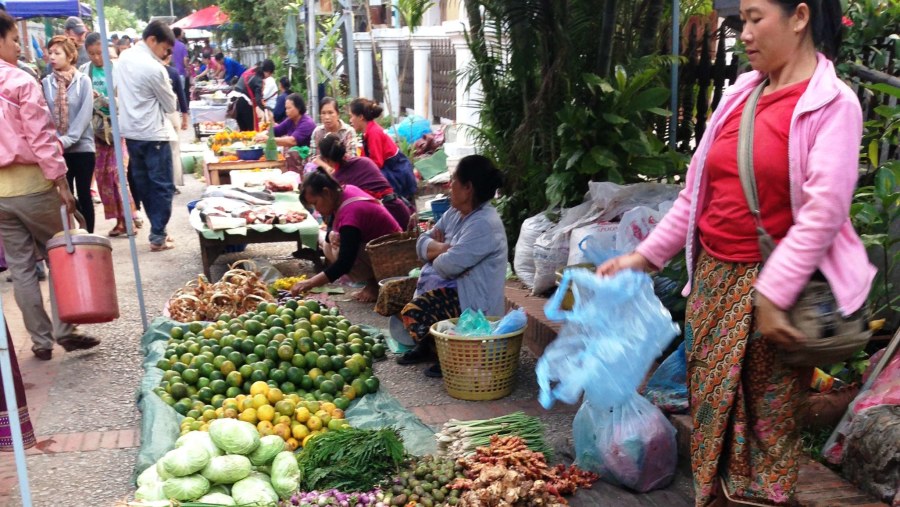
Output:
[209, 419, 260, 455]
[134, 481, 166, 501]
[208, 484, 231, 495]
[177, 430, 224, 458]
[160, 444, 210, 477]
[136, 464, 161, 488]
[270, 451, 301, 499]
[196, 492, 237, 505]
[248, 435, 285, 466]
[156, 459, 172, 481]
[231, 472, 279, 506]
[162, 474, 210, 501]
[201, 454, 252, 484]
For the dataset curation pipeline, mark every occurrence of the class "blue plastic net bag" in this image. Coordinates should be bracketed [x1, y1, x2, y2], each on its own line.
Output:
[456, 308, 492, 336]
[643, 342, 688, 413]
[573, 393, 677, 492]
[537, 269, 680, 409]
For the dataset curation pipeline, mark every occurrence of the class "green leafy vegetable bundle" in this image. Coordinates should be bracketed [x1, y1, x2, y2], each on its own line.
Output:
[297, 427, 405, 492]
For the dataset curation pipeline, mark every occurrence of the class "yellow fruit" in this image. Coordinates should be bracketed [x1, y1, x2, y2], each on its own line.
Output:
[235, 394, 246, 404]
[257, 420, 274, 436]
[223, 408, 238, 419]
[308, 368, 323, 380]
[257, 404, 276, 422]
[275, 415, 292, 427]
[292, 424, 310, 440]
[250, 381, 270, 396]
[320, 402, 336, 414]
[287, 394, 301, 404]
[302, 433, 317, 448]
[294, 407, 311, 423]
[223, 399, 239, 411]
[306, 415, 323, 431]
[240, 397, 255, 412]
[238, 408, 258, 425]
[273, 423, 292, 441]
[203, 409, 217, 422]
[306, 401, 321, 413]
[266, 388, 284, 404]
[285, 438, 300, 451]
[275, 400, 296, 417]
[252, 394, 269, 409]
[327, 418, 346, 431]
[341, 385, 357, 401]
[331, 408, 345, 420]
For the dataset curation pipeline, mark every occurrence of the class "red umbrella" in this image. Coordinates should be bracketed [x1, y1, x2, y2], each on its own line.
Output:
[171, 5, 229, 29]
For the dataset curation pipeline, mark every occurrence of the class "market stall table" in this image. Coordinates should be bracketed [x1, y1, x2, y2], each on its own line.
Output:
[204, 159, 287, 185]
[190, 191, 320, 278]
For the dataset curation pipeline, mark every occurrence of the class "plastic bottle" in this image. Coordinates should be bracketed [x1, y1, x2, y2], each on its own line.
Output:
[264, 124, 278, 161]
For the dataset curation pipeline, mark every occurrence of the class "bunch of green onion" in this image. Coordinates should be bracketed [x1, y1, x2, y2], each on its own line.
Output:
[436, 412, 553, 460]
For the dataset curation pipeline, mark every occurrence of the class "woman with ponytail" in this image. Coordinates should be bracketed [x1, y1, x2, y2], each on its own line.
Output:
[348, 98, 418, 209]
[599, 1, 872, 505]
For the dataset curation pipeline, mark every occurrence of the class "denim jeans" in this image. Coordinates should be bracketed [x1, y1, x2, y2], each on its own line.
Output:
[126, 139, 174, 245]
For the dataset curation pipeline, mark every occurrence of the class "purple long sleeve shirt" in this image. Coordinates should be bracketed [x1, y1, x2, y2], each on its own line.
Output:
[274, 113, 315, 148]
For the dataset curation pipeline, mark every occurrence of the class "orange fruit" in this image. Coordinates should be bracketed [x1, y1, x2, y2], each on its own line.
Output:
[251, 394, 269, 409]
[285, 437, 300, 451]
[292, 424, 310, 440]
[250, 381, 269, 396]
[257, 420, 274, 436]
[266, 388, 284, 404]
[257, 404, 276, 422]
[306, 415, 322, 431]
[320, 402, 336, 414]
[273, 423, 292, 441]
[331, 408, 345, 420]
[238, 408, 258, 425]
[294, 407, 311, 423]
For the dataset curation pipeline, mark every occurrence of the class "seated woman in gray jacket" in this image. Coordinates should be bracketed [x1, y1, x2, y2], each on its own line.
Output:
[396, 155, 507, 378]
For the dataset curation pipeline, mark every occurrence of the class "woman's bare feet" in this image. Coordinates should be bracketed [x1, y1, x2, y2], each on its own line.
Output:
[354, 283, 379, 303]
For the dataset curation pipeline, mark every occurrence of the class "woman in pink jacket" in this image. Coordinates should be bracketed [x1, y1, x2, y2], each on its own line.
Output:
[599, 1, 874, 505]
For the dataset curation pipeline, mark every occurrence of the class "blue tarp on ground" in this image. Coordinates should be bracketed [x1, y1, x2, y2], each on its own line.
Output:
[5, 0, 92, 19]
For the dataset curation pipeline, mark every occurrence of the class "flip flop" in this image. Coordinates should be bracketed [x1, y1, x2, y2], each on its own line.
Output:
[108, 227, 126, 237]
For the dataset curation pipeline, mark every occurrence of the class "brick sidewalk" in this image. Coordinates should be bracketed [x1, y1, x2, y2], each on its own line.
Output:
[0, 291, 140, 498]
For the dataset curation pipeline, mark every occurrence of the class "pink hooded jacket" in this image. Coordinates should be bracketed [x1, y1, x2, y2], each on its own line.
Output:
[636, 53, 876, 315]
[0, 60, 67, 180]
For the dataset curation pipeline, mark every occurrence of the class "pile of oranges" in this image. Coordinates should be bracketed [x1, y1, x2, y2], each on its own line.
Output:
[179, 380, 349, 451]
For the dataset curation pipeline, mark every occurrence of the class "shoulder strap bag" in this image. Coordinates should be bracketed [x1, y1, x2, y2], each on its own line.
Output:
[737, 80, 870, 368]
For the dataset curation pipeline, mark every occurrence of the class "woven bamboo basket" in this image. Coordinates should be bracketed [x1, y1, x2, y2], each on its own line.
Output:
[366, 231, 423, 281]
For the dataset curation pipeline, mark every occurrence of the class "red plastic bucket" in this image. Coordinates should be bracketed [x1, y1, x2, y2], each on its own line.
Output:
[46, 206, 119, 324]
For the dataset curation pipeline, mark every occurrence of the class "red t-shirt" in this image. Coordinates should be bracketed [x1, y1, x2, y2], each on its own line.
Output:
[698, 79, 809, 262]
[362, 120, 399, 169]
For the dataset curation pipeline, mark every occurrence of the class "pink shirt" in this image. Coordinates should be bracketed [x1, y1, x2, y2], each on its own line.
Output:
[0, 60, 67, 180]
[636, 54, 875, 315]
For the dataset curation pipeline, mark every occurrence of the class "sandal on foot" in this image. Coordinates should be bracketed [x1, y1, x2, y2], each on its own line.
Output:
[57, 334, 100, 352]
[150, 241, 174, 252]
[108, 226, 126, 237]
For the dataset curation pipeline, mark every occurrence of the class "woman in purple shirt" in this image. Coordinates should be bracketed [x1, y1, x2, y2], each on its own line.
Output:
[290, 169, 401, 302]
[253, 93, 315, 148]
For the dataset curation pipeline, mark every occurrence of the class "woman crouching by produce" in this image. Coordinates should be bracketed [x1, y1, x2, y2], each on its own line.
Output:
[290, 169, 401, 302]
[314, 134, 413, 229]
[396, 155, 507, 378]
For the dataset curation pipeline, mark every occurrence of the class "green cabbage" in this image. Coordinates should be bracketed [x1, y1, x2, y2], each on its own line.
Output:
[208, 483, 231, 495]
[134, 481, 166, 501]
[177, 430, 224, 458]
[231, 472, 279, 506]
[208, 419, 260, 455]
[156, 460, 172, 481]
[136, 464, 161, 488]
[201, 454, 252, 484]
[270, 451, 301, 499]
[248, 435, 285, 466]
[162, 474, 210, 501]
[196, 492, 237, 505]
[160, 444, 210, 477]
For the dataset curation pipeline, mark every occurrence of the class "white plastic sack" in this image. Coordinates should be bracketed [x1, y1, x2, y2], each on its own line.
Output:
[597, 183, 681, 222]
[532, 200, 605, 295]
[587, 181, 625, 209]
[616, 206, 662, 253]
[568, 222, 618, 266]
[513, 212, 556, 289]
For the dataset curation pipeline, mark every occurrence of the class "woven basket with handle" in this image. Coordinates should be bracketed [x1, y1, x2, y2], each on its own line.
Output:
[366, 231, 423, 282]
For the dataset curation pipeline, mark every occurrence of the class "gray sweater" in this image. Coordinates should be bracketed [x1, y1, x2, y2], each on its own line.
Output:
[41, 71, 95, 153]
[416, 203, 508, 315]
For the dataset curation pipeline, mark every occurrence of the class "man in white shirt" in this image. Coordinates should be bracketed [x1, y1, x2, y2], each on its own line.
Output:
[114, 21, 178, 251]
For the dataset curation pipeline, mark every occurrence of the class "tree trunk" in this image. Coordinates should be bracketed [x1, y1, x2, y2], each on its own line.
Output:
[637, 0, 665, 56]
[596, 0, 619, 78]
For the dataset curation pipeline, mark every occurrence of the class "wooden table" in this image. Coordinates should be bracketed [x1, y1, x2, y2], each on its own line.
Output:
[197, 228, 322, 279]
[205, 160, 286, 185]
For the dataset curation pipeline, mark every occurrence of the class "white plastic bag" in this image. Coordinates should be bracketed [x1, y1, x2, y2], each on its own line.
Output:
[615, 206, 661, 253]
[513, 212, 556, 289]
[568, 222, 618, 266]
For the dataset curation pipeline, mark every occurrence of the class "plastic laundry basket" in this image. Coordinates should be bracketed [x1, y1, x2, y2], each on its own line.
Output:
[430, 317, 524, 401]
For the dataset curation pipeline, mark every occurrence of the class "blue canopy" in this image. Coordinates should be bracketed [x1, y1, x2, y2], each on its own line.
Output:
[5, 0, 92, 19]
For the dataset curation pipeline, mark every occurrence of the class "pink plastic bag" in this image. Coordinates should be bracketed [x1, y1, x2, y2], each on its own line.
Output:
[854, 354, 900, 413]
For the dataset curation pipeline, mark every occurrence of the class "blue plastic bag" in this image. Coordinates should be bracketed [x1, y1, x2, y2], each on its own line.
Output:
[492, 308, 526, 335]
[456, 308, 492, 336]
[643, 342, 688, 413]
[573, 393, 677, 492]
[577, 234, 620, 266]
[537, 269, 680, 409]
[389, 115, 432, 144]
